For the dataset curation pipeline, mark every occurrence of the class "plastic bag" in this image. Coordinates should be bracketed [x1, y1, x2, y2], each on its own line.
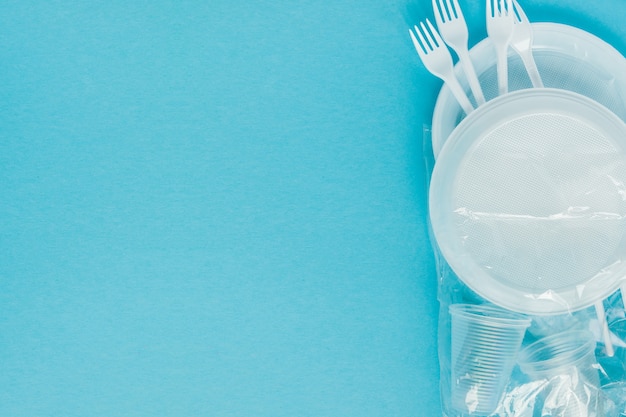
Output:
[413, 0, 626, 412]
[425, 104, 626, 417]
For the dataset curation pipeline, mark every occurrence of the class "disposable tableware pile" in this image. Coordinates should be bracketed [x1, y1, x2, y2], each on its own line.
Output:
[410, 0, 626, 415]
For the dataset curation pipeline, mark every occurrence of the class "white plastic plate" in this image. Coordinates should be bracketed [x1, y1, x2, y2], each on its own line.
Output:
[431, 23, 626, 158]
[430, 89, 626, 315]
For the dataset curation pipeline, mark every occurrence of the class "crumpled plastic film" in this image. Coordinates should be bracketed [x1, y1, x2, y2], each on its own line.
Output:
[426, 114, 626, 415]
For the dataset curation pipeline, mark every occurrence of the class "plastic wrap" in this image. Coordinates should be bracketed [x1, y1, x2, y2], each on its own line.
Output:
[426, 101, 626, 416]
[412, 1, 626, 412]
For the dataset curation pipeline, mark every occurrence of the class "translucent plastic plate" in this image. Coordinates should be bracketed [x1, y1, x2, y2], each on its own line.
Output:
[429, 89, 626, 315]
[431, 23, 626, 158]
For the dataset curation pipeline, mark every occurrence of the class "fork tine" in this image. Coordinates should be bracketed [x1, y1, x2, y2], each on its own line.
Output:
[486, 0, 493, 17]
[419, 22, 434, 50]
[415, 24, 432, 53]
[439, 0, 454, 21]
[432, 0, 446, 23]
[446, 0, 456, 19]
[426, 19, 443, 47]
[409, 28, 425, 57]
[439, 0, 450, 21]
[503, 0, 512, 15]
[432, 0, 442, 24]
[410, 27, 422, 52]
[512, 1, 521, 22]
[513, 0, 528, 22]
[454, 0, 465, 18]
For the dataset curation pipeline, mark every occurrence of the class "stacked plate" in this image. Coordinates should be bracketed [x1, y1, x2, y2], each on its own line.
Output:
[428, 22, 626, 316]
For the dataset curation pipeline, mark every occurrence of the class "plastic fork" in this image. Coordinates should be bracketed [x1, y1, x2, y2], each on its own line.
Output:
[595, 301, 614, 357]
[486, 0, 514, 95]
[432, 0, 485, 105]
[409, 19, 474, 115]
[510, 0, 543, 87]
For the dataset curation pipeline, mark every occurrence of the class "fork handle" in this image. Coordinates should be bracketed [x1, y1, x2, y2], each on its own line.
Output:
[518, 50, 544, 88]
[458, 48, 485, 105]
[496, 44, 509, 96]
[595, 301, 614, 357]
[442, 72, 474, 115]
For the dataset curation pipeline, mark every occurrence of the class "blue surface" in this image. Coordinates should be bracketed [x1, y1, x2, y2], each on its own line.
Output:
[1, 1, 625, 416]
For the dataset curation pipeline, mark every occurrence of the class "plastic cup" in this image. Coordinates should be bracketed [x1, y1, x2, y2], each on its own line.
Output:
[449, 304, 531, 415]
[518, 330, 600, 417]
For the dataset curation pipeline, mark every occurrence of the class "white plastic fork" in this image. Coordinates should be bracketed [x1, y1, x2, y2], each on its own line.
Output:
[409, 19, 474, 115]
[432, 0, 485, 105]
[595, 301, 614, 357]
[486, 0, 514, 95]
[510, 0, 543, 87]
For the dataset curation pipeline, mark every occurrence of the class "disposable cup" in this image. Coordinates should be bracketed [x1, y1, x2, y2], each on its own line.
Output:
[518, 330, 600, 417]
[450, 304, 531, 415]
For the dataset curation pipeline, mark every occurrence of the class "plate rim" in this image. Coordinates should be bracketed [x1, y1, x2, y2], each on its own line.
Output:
[429, 88, 626, 315]
[431, 22, 626, 157]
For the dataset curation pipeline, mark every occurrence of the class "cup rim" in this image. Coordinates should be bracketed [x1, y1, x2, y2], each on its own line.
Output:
[449, 303, 531, 328]
[518, 329, 596, 373]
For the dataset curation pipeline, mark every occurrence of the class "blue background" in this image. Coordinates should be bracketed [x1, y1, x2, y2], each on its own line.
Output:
[1, 1, 625, 416]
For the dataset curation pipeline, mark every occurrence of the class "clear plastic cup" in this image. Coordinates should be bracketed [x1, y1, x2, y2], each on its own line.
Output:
[518, 330, 600, 417]
[450, 304, 531, 416]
